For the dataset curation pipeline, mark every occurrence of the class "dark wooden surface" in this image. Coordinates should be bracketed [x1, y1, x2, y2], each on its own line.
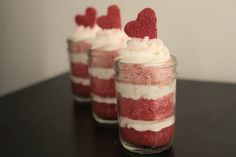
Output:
[0, 73, 236, 157]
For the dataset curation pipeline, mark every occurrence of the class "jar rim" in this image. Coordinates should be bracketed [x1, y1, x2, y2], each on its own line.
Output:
[115, 55, 177, 68]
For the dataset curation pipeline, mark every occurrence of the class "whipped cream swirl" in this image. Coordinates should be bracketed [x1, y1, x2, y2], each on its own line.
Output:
[117, 37, 170, 65]
[91, 29, 129, 51]
[69, 25, 101, 44]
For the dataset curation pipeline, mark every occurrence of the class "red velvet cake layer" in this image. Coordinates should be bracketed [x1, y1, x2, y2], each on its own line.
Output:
[72, 83, 90, 97]
[93, 101, 117, 120]
[69, 41, 91, 53]
[71, 63, 89, 78]
[116, 64, 175, 85]
[90, 77, 116, 97]
[120, 125, 174, 147]
[90, 50, 119, 68]
[118, 93, 175, 121]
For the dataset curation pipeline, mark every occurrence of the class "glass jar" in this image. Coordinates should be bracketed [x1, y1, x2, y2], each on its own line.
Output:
[67, 40, 91, 102]
[115, 56, 177, 154]
[88, 50, 119, 124]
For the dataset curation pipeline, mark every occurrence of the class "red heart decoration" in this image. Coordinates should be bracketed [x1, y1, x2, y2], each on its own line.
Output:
[75, 7, 96, 27]
[96, 5, 121, 29]
[125, 8, 157, 39]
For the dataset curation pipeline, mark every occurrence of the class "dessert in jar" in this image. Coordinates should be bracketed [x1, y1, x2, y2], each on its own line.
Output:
[115, 8, 177, 154]
[67, 7, 100, 102]
[89, 5, 129, 124]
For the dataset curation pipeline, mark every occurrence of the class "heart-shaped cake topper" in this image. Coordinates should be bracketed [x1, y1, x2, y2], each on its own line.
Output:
[125, 8, 157, 39]
[75, 7, 97, 27]
[96, 5, 121, 29]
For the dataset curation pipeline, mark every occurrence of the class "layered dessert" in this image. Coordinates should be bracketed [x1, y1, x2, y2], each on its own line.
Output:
[68, 7, 100, 102]
[115, 8, 177, 154]
[89, 5, 129, 123]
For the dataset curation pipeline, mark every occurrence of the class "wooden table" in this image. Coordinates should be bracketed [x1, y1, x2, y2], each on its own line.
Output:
[1, 73, 236, 157]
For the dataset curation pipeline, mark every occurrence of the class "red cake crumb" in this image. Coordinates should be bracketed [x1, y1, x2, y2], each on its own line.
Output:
[118, 93, 175, 121]
[71, 63, 89, 78]
[96, 5, 121, 29]
[93, 102, 117, 120]
[72, 83, 90, 97]
[90, 77, 116, 97]
[120, 125, 174, 147]
[125, 8, 157, 39]
[75, 7, 97, 27]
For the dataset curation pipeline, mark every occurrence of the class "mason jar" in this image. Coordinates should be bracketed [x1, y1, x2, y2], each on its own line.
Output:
[115, 55, 177, 154]
[67, 40, 91, 102]
[88, 50, 119, 124]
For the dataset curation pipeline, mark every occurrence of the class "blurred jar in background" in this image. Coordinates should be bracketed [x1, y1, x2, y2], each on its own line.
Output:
[89, 29, 129, 124]
[67, 23, 100, 102]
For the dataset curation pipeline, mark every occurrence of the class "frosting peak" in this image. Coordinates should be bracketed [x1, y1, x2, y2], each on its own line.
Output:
[117, 37, 170, 65]
[91, 29, 129, 51]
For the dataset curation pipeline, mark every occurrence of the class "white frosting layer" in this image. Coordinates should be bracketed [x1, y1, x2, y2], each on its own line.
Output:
[119, 115, 175, 132]
[117, 37, 170, 65]
[71, 76, 90, 86]
[116, 80, 176, 100]
[69, 25, 101, 44]
[89, 67, 114, 80]
[70, 52, 88, 64]
[91, 29, 129, 51]
[92, 94, 117, 104]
